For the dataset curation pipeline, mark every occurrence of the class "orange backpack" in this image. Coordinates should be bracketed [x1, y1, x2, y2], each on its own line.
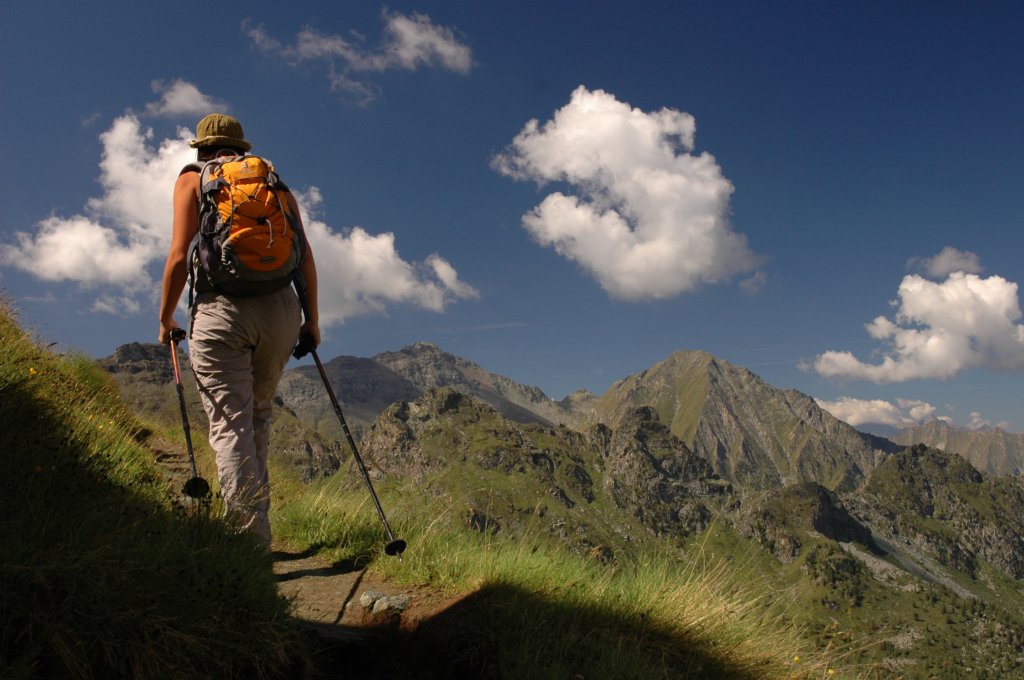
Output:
[190, 155, 305, 300]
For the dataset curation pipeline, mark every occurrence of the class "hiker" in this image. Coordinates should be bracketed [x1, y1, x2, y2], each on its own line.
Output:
[158, 113, 320, 548]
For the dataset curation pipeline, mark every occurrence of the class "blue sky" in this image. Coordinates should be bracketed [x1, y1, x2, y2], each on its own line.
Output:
[2, 2, 1023, 433]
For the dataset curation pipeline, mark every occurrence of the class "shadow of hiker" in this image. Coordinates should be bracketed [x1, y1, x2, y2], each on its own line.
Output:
[272, 547, 322, 562]
[275, 556, 369, 582]
[313, 582, 775, 680]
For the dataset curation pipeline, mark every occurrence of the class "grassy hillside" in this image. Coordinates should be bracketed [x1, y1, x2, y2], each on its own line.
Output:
[271, 472, 845, 679]
[0, 300, 298, 679]
[3, 298, 865, 678]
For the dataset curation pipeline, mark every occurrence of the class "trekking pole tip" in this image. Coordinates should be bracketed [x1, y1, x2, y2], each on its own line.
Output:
[385, 539, 407, 559]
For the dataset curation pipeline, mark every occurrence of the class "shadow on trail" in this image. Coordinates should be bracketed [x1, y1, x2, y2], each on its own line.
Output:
[303, 582, 772, 680]
[273, 547, 322, 562]
[275, 555, 368, 582]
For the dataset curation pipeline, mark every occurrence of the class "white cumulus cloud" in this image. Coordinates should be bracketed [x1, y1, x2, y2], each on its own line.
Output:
[908, 246, 983, 279]
[809, 262, 1024, 382]
[0, 114, 191, 292]
[0, 95, 476, 323]
[815, 396, 937, 429]
[293, 188, 478, 325]
[492, 86, 760, 301]
[145, 79, 227, 118]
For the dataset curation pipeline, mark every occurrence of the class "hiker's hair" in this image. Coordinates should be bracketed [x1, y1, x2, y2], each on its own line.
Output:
[197, 145, 248, 161]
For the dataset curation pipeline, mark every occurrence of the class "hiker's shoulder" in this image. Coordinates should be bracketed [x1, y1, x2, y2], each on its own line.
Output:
[174, 166, 200, 194]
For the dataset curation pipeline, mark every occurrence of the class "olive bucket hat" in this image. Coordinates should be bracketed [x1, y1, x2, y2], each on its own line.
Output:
[188, 113, 252, 151]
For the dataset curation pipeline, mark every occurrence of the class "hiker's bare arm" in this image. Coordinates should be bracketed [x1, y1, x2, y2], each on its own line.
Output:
[288, 192, 321, 347]
[158, 172, 200, 344]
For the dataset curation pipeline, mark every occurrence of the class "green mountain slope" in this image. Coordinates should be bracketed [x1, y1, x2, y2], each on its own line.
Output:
[593, 350, 894, 490]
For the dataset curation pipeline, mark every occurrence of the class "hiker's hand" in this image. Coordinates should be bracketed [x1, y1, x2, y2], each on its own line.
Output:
[159, 320, 180, 345]
[300, 320, 320, 349]
[293, 325, 320, 360]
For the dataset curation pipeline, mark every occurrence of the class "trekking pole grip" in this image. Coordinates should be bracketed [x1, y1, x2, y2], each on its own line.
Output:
[292, 332, 316, 359]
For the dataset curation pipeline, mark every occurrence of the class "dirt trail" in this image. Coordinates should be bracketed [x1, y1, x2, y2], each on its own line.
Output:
[272, 544, 459, 638]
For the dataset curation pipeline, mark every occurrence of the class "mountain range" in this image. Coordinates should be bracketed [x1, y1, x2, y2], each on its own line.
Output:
[101, 340, 1024, 674]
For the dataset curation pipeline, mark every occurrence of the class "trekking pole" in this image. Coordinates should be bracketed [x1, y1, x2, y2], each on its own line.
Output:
[169, 329, 211, 500]
[293, 334, 406, 559]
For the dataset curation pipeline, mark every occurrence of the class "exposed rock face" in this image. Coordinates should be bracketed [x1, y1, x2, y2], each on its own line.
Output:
[558, 389, 599, 419]
[596, 407, 726, 538]
[894, 420, 1024, 478]
[97, 342, 204, 425]
[99, 342, 176, 379]
[850, 444, 1024, 581]
[270, 399, 344, 483]
[372, 342, 581, 428]
[358, 389, 735, 552]
[277, 356, 420, 441]
[278, 344, 904, 497]
[591, 350, 895, 491]
[738, 482, 875, 563]
[276, 342, 589, 435]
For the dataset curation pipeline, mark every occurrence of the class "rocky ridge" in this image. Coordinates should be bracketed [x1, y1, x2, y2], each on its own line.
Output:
[894, 419, 1024, 478]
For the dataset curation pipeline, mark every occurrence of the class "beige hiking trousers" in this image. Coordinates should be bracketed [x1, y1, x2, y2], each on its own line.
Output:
[189, 287, 301, 547]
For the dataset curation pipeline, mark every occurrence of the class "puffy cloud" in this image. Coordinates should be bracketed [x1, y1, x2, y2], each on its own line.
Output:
[145, 79, 226, 118]
[815, 396, 937, 429]
[1, 215, 155, 288]
[1, 101, 476, 323]
[0, 115, 189, 292]
[492, 86, 760, 300]
[810, 270, 1024, 382]
[289, 190, 478, 325]
[245, 10, 472, 103]
[89, 115, 195, 240]
[966, 411, 1011, 431]
[900, 397, 938, 422]
[908, 246, 983, 279]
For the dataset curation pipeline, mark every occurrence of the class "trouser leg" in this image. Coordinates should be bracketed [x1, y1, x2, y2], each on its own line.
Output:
[188, 289, 300, 548]
[190, 339, 272, 545]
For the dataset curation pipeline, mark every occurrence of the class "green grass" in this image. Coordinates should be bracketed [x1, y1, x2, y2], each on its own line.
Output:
[0, 300, 300, 679]
[271, 467, 850, 679]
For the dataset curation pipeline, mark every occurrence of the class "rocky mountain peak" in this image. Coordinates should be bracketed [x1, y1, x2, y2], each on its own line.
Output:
[592, 348, 890, 491]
